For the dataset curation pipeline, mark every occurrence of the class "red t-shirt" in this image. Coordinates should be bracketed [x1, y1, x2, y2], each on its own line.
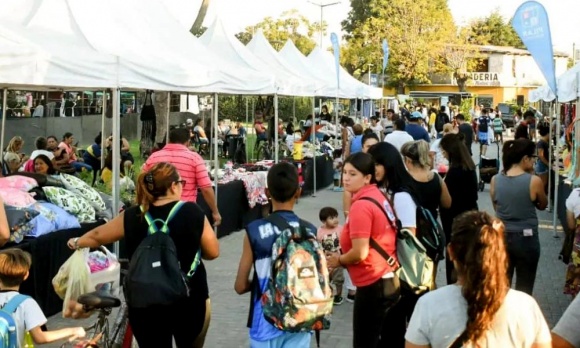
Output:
[340, 185, 398, 287]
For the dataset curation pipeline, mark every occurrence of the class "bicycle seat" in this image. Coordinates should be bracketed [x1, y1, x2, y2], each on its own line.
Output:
[77, 291, 121, 309]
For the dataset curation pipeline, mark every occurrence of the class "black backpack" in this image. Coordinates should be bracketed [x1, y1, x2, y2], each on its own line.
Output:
[401, 192, 445, 262]
[435, 113, 447, 132]
[478, 116, 489, 132]
[125, 201, 201, 308]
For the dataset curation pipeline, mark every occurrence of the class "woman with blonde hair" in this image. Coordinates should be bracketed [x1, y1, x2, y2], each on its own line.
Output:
[4, 136, 27, 167]
[405, 211, 551, 348]
[67, 162, 219, 348]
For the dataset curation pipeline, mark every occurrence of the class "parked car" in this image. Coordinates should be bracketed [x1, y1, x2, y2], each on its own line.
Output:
[498, 103, 516, 128]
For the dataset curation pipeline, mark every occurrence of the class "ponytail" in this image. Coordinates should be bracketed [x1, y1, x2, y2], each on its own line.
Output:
[136, 162, 179, 214]
[451, 211, 509, 347]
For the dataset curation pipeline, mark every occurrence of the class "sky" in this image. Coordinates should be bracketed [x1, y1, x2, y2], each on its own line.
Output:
[162, 0, 580, 55]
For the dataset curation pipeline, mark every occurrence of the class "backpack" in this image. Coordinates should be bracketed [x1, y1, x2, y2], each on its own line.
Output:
[360, 197, 434, 295]
[435, 113, 447, 132]
[478, 116, 489, 132]
[403, 191, 446, 262]
[252, 213, 333, 336]
[124, 201, 201, 308]
[0, 294, 30, 348]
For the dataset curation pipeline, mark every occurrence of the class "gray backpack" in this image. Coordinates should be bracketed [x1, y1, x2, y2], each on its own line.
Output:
[360, 197, 434, 295]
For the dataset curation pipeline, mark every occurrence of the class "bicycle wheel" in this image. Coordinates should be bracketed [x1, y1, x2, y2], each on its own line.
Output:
[257, 144, 271, 161]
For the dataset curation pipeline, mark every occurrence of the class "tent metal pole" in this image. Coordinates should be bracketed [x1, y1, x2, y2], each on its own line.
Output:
[0, 89, 7, 166]
[552, 97, 562, 238]
[111, 88, 121, 256]
[274, 93, 279, 163]
[165, 92, 170, 144]
[547, 101, 553, 212]
[293, 97, 296, 123]
[100, 90, 106, 171]
[245, 96, 249, 163]
[213, 93, 220, 233]
[312, 97, 316, 197]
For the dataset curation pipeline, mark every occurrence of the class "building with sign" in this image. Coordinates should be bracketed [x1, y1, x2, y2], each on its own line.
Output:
[385, 45, 568, 107]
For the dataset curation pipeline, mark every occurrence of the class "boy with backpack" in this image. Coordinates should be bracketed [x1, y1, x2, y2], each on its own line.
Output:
[0, 248, 85, 347]
[317, 207, 345, 305]
[234, 162, 333, 347]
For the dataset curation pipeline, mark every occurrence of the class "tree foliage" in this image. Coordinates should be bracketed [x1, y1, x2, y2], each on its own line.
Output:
[341, 0, 456, 93]
[466, 10, 524, 48]
[441, 28, 483, 92]
[235, 10, 322, 55]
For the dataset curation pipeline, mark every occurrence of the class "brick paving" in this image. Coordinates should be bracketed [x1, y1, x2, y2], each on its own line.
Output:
[43, 141, 573, 347]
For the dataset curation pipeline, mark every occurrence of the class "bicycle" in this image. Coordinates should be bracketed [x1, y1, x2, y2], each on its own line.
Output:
[254, 137, 291, 161]
[61, 262, 135, 348]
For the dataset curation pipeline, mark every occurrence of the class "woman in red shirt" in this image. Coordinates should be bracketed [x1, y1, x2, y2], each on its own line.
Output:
[326, 152, 400, 348]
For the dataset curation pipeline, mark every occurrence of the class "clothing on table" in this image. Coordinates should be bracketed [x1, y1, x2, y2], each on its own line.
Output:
[553, 295, 580, 347]
[564, 188, 580, 296]
[245, 211, 314, 344]
[384, 131, 414, 152]
[143, 143, 212, 202]
[0, 291, 46, 347]
[405, 286, 551, 348]
[123, 201, 209, 346]
[493, 173, 540, 295]
[405, 123, 430, 143]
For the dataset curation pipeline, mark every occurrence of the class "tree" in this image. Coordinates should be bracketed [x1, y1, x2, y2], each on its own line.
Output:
[236, 10, 322, 55]
[235, 10, 321, 117]
[466, 10, 524, 48]
[341, 0, 456, 93]
[441, 29, 482, 92]
[190, 0, 211, 35]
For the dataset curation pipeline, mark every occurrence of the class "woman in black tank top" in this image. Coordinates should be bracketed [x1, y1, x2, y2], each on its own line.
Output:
[401, 140, 451, 219]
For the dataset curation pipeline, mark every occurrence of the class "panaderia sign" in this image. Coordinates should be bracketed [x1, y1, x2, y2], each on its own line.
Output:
[467, 72, 501, 86]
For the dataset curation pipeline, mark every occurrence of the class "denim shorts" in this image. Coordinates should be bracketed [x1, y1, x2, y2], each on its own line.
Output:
[535, 160, 549, 175]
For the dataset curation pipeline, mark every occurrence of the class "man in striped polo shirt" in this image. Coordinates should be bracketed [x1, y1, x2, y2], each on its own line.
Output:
[143, 128, 221, 226]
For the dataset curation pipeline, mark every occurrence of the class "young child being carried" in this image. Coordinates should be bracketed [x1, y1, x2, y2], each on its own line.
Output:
[0, 248, 85, 346]
[317, 207, 345, 305]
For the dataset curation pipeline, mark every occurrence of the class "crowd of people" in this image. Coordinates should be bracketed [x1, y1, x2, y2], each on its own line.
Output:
[1, 100, 579, 348]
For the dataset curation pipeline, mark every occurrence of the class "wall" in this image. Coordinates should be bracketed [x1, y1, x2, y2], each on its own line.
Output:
[3, 111, 196, 154]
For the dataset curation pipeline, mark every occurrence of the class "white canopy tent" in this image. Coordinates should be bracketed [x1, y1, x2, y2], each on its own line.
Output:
[529, 63, 580, 103]
[245, 30, 323, 96]
[278, 40, 359, 99]
[307, 47, 382, 100]
[199, 17, 315, 97]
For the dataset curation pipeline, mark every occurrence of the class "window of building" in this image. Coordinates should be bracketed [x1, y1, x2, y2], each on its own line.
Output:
[473, 58, 489, 72]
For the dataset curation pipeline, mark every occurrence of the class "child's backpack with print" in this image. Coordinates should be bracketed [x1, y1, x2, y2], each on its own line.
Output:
[259, 214, 333, 333]
[0, 294, 30, 348]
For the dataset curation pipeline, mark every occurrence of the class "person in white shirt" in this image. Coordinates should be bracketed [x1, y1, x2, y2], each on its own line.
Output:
[384, 118, 414, 152]
[552, 294, 580, 348]
[369, 116, 383, 138]
[405, 211, 551, 348]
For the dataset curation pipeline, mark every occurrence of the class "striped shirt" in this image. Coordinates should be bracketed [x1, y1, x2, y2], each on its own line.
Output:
[143, 143, 211, 202]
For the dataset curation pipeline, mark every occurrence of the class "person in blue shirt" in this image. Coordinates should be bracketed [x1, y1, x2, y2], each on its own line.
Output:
[235, 162, 315, 347]
[405, 111, 431, 143]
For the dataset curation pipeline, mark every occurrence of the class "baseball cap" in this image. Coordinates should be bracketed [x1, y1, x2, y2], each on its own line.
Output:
[409, 111, 423, 120]
[186, 118, 193, 125]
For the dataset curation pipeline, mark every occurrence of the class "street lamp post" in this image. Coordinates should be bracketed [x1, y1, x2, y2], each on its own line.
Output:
[367, 63, 374, 118]
[308, 1, 341, 48]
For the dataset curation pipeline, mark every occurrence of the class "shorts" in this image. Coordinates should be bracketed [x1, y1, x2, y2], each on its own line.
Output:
[330, 267, 345, 290]
[478, 131, 488, 145]
[535, 160, 549, 175]
[250, 332, 311, 348]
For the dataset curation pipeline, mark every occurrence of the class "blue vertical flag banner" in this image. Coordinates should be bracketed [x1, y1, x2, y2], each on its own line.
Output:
[330, 32, 340, 89]
[382, 39, 389, 71]
[512, 1, 557, 95]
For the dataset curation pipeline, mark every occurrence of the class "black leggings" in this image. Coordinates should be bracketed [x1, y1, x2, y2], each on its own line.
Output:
[129, 296, 207, 348]
[381, 290, 420, 348]
[353, 276, 401, 348]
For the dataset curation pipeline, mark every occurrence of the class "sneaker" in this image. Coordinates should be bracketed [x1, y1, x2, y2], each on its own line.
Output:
[333, 186, 344, 192]
[333, 296, 343, 305]
[346, 293, 355, 303]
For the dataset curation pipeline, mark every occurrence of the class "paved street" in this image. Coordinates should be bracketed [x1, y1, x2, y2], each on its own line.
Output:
[43, 141, 573, 347]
